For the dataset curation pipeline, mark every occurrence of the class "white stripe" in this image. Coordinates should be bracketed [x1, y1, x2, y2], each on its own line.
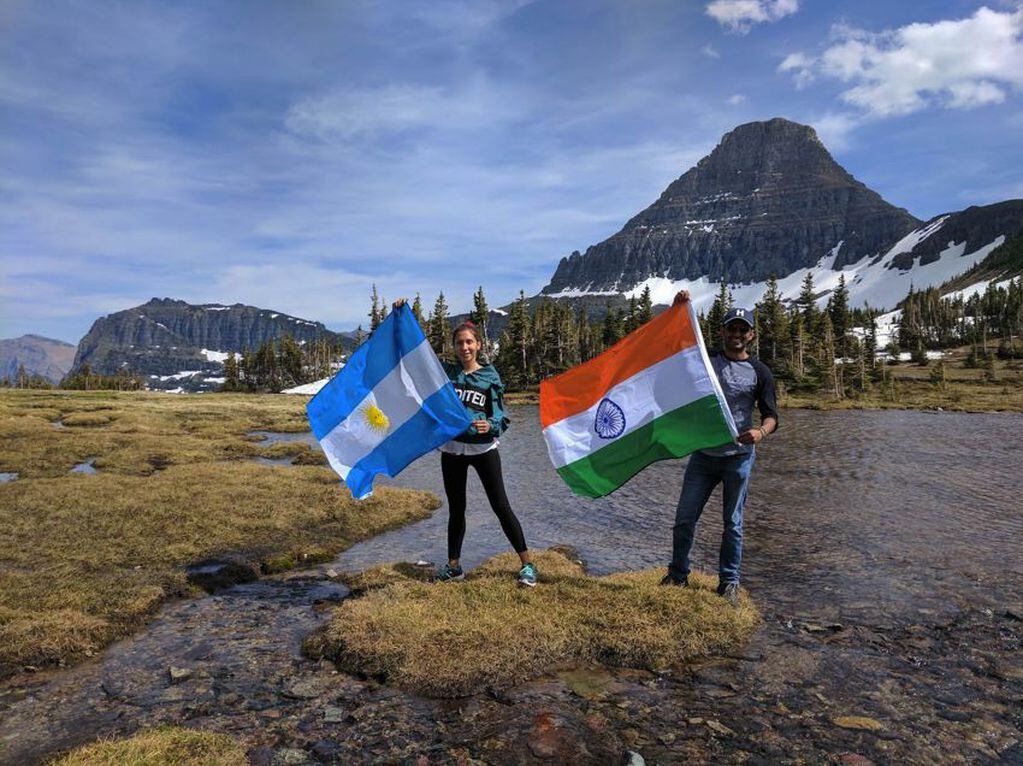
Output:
[541, 345, 722, 469]
[318, 340, 450, 479]
[686, 302, 739, 438]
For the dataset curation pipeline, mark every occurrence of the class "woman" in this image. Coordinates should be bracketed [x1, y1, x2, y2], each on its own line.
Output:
[393, 299, 537, 587]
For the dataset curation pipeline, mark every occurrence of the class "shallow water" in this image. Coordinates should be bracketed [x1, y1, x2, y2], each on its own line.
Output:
[69, 458, 97, 475]
[2, 407, 1020, 764]
[0, 473, 17, 484]
[334, 406, 1022, 625]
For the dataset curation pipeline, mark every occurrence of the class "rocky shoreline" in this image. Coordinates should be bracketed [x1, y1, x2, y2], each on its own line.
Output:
[2, 556, 1020, 765]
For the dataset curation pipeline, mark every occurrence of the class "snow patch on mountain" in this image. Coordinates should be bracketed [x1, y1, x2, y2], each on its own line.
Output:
[563, 228, 1009, 313]
[201, 349, 231, 363]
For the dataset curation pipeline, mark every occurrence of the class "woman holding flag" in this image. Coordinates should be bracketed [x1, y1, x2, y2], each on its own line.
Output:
[393, 299, 537, 588]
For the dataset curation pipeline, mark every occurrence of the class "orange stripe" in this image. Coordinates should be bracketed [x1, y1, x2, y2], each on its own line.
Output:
[539, 303, 698, 427]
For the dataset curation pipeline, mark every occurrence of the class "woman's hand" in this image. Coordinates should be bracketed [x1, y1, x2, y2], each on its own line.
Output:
[473, 420, 491, 434]
[673, 290, 691, 306]
[392, 298, 407, 310]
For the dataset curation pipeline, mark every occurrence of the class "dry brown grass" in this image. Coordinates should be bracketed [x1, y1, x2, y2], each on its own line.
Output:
[314, 549, 760, 697]
[781, 377, 1023, 412]
[0, 390, 440, 677]
[50, 727, 246, 766]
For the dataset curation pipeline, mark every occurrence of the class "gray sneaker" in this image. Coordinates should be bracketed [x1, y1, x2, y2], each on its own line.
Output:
[436, 563, 464, 582]
[717, 581, 740, 607]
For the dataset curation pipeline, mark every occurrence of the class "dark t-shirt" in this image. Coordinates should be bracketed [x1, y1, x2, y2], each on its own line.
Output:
[700, 349, 779, 457]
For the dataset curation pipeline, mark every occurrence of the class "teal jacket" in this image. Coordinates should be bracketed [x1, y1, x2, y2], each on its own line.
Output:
[443, 362, 510, 445]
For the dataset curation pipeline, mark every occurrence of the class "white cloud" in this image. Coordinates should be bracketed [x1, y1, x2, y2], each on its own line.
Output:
[778, 52, 815, 89]
[727, 93, 746, 105]
[809, 112, 862, 152]
[780, 7, 1023, 117]
[701, 43, 720, 58]
[705, 0, 799, 33]
[284, 78, 520, 141]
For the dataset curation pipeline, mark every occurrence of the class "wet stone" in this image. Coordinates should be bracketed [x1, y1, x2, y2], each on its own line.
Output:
[274, 747, 312, 765]
[185, 559, 260, 592]
[308, 740, 342, 762]
[167, 666, 193, 684]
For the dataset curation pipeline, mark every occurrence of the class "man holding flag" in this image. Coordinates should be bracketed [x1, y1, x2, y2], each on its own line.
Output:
[540, 287, 777, 607]
[661, 290, 778, 605]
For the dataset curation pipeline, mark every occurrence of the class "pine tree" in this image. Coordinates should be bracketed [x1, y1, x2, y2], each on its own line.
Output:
[279, 335, 304, 388]
[223, 352, 240, 391]
[411, 294, 425, 330]
[797, 272, 819, 334]
[496, 291, 531, 389]
[602, 303, 625, 347]
[471, 285, 492, 359]
[757, 275, 788, 372]
[624, 295, 639, 333]
[706, 283, 732, 334]
[638, 285, 654, 325]
[239, 351, 253, 391]
[788, 309, 806, 382]
[429, 292, 451, 359]
[818, 314, 840, 398]
[828, 274, 851, 361]
[369, 284, 382, 330]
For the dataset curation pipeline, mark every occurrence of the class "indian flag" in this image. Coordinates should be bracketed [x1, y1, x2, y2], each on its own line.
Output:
[540, 302, 738, 498]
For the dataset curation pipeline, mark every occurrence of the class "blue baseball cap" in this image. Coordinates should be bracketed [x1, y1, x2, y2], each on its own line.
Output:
[722, 307, 754, 328]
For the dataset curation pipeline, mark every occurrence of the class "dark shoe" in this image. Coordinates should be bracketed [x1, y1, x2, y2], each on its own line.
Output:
[660, 572, 689, 587]
[717, 581, 740, 606]
[436, 563, 465, 582]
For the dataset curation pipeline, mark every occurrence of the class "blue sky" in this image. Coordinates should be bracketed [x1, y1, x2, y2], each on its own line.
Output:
[2, 0, 1022, 344]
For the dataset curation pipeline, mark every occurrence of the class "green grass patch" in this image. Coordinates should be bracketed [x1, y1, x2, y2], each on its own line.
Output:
[0, 390, 440, 677]
[51, 727, 246, 766]
[311, 549, 760, 697]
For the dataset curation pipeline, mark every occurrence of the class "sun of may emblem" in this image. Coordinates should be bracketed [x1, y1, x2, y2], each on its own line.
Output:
[362, 403, 390, 432]
[594, 398, 626, 439]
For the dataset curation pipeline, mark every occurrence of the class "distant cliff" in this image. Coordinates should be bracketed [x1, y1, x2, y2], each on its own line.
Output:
[0, 335, 76, 383]
[71, 298, 349, 387]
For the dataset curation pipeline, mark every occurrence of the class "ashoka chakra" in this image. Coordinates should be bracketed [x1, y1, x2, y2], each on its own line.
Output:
[594, 398, 626, 439]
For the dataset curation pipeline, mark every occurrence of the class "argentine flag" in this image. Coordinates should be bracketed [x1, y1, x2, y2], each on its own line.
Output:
[306, 304, 472, 500]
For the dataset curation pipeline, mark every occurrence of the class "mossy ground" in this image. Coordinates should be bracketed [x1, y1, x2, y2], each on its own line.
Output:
[780, 356, 1023, 412]
[311, 549, 761, 697]
[0, 390, 439, 677]
[50, 727, 246, 766]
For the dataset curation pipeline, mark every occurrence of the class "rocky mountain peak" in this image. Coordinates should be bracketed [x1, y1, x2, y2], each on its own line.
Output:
[543, 118, 920, 294]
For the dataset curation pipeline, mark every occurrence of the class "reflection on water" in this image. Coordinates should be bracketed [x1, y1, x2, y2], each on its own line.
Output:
[69, 458, 97, 475]
[0, 472, 17, 483]
[328, 406, 1021, 625]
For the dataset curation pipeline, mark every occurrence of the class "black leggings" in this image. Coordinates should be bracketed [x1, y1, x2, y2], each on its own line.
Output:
[441, 449, 528, 560]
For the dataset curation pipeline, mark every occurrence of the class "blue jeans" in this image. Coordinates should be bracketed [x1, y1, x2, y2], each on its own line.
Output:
[670, 450, 756, 585]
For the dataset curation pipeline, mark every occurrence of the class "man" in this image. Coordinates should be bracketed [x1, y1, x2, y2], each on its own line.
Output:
[661, 290, 778, 606]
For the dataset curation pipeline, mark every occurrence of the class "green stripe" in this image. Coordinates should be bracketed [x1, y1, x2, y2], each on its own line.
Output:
[556, 395, 735, 498]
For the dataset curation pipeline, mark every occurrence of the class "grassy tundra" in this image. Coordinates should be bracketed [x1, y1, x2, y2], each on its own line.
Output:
[0, 389, 439, 678]
[312, 549, 760, 697]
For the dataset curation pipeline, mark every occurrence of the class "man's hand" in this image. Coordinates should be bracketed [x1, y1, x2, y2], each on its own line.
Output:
[392, 298, 407, 310]
[736, 428, 763, 445]
[673, 290, 691, 306]
[473, 420, 491, 434]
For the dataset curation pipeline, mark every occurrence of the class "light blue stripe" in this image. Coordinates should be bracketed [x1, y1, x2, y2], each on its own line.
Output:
[306, 304, 425, 441]
[346, 385, 472, 499]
